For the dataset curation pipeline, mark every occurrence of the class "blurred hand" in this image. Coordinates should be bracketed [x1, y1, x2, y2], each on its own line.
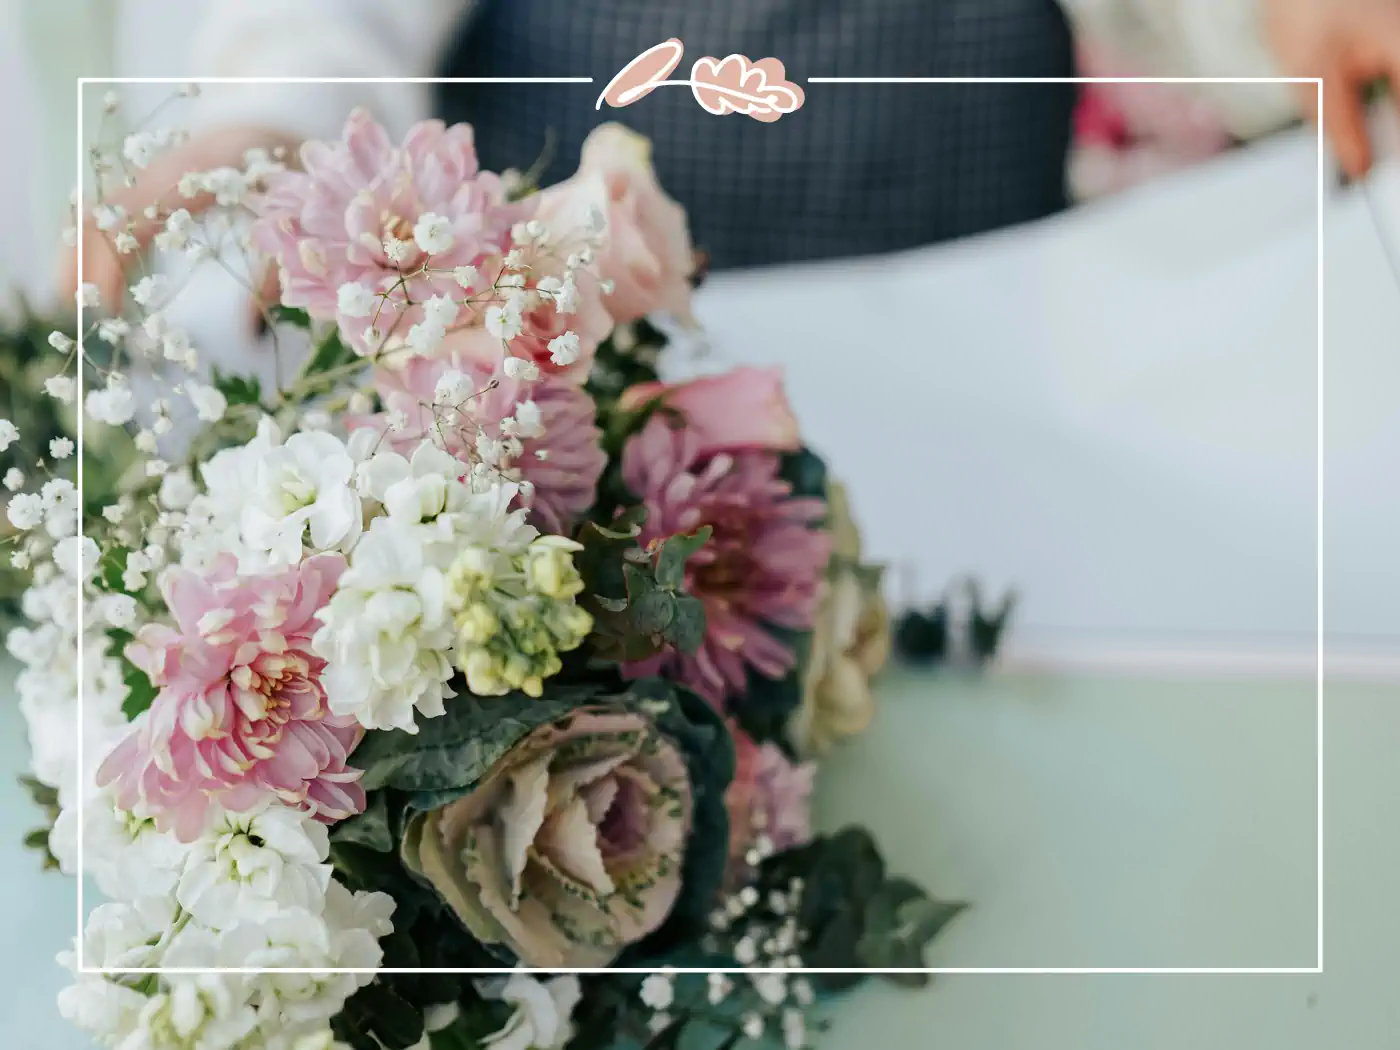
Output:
[1262, 0, 1400, 177]
[59, 124, 299, 313]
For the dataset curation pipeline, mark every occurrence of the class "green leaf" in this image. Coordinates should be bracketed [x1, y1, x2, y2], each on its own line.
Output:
[20, 774, 58, 812]
[330, 792, 394, 852]
[351, 685, 600, 794]
[355, 984, 425, 1050]
[780, 447, 829, 504]
[270, 304, 312, 329]
[299, 327, 360, 385]
[731, 626, 810, 754]
[630, 590, 674, 636]
[210, 366, 264, 408]
[857, 877, 967, 985]
[654, 526, 711, 590]
[96, 547, 129, 593]
[120, 657, 158, 720]
[665, 594, 706, 655]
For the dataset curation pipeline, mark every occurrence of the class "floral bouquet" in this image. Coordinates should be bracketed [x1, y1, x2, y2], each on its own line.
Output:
[6, 100, 962, 1050]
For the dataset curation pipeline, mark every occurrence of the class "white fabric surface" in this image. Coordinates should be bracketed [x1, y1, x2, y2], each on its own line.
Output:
[691, 128, 1397, 674]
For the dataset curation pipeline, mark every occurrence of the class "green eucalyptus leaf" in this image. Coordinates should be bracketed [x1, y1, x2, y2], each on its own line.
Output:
[629, 589, 674, 636]
[665, 594, 707, 655]
[654, 526, 711, 591]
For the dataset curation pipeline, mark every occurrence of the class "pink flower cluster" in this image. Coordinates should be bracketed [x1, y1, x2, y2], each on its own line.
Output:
[250, 108, 526, 353]
[356, 340, 606, 533]
[726, 723, 815, 882]
[621, 368, 830, 705]
[98, 554, 364, 842]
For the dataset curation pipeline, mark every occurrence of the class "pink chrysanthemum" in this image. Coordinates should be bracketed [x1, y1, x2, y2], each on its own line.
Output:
[250, 108, 526, 353]
[356, 348, 605, 533]
[621, 417, 830, 705]
[725, 724, 815, 883]
[97, 553, 365, 842]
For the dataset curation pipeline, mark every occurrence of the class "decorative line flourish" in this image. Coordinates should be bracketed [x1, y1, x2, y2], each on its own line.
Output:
[596, 39, 805, 123]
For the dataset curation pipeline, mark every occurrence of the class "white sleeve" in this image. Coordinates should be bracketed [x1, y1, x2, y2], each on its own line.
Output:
[188, 0, 467, 143]
[1062, 0, 1300, 140]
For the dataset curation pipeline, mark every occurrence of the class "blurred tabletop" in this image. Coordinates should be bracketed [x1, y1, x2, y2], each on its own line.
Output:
[3, 657, 1396, 1048]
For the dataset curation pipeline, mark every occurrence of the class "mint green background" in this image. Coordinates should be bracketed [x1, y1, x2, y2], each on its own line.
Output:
[3, 656, 1394, 1046]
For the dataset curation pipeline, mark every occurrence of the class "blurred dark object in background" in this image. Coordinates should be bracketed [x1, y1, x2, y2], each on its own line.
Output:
[895, 577, 1017, 668]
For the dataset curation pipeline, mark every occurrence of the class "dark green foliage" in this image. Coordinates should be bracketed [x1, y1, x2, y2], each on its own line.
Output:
[574, 509, 711, 665]
[749, 826, 966, 992]
[209, 365, 265, 409]
[270, 304, 312, 329]
[19, 775, 61, 870]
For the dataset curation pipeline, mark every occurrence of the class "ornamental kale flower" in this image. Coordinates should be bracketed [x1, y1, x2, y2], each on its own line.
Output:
[249, 108, 525, 353]
[97, 553, 365, 842]
[619, 369, 830, 706]
[401, 707, 691, 967]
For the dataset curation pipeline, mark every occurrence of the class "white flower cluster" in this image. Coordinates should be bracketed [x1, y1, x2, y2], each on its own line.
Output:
[57, 801, 394, 1050]
[182, 418, 361, 571]
[2, 89, 604, 1050]
[311, 439, 538, 733]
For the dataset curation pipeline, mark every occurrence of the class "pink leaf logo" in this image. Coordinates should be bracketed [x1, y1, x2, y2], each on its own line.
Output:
[689, 55, 805, 122]
[596, 38, 686, 110]
[597, 41, 805, 123]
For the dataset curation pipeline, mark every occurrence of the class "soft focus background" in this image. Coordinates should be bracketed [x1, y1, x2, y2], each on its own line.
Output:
[1, 1, 1397, 1047]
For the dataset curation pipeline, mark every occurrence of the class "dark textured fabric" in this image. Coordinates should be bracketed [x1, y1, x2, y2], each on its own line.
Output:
[436, 0, 1077, 270]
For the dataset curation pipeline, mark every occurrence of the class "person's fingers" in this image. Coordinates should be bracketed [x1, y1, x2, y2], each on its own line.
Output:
[1321, 60, 1373, 178]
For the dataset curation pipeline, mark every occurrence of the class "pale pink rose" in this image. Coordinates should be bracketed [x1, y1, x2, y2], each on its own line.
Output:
[249, 108, 527, 354]
[725, 724, 814, 883]
[620, 366, 801, 459]
[97, 553, 365, 842]
[539, 123, 694, 325]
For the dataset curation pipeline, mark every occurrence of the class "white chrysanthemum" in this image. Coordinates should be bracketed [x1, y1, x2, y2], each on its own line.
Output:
[51, 788, 190, 904]
[175, 804, 332, 930]
[477, 974, 582, 1050]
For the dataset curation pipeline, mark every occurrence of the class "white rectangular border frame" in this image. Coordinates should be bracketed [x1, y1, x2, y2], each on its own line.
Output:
[75, 75, 1324, 976]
